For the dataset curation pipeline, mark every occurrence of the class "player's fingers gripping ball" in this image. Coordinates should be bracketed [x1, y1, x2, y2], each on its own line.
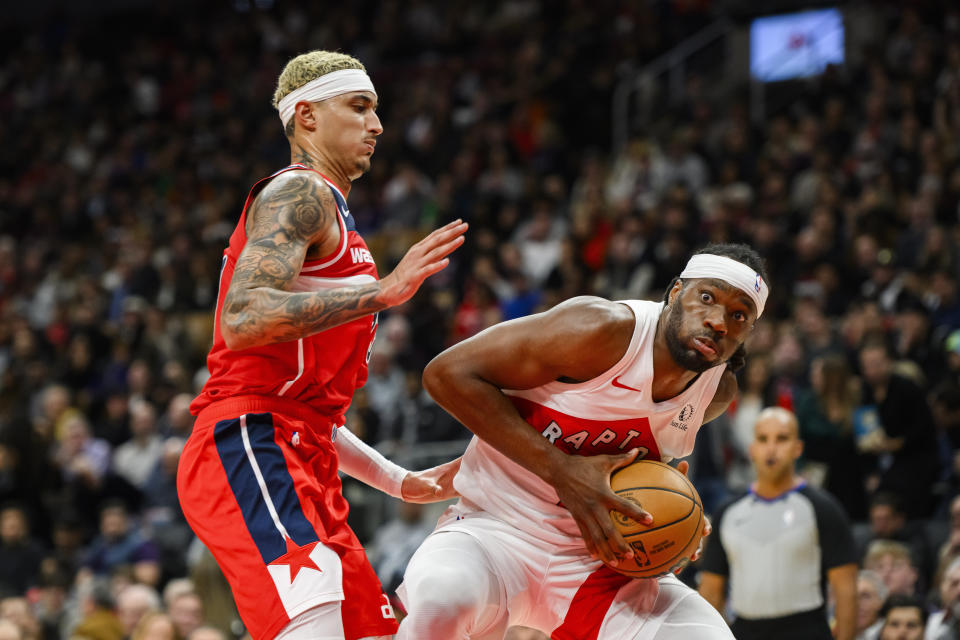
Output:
[608, 460, 704, 579]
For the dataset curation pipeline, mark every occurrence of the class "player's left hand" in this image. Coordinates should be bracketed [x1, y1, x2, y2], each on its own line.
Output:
[675, 460, 711, 566]
[400, 456, 462, 503]
[688, 515, 712, 564]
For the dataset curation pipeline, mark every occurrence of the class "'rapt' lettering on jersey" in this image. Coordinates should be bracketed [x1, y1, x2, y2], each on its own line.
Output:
[511, 396, 662, 459]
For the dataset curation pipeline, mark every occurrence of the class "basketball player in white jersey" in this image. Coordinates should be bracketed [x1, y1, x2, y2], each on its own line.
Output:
[396, 243, 769, 639]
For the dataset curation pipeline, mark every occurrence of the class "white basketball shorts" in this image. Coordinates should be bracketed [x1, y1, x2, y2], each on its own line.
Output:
[397, 500, 733, 639]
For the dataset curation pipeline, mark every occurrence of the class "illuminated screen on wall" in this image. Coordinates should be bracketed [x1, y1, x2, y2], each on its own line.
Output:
[750, 8, 845, 82]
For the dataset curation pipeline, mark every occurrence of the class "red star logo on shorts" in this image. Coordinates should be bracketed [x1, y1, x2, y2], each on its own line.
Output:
[270, 539, 321, 583]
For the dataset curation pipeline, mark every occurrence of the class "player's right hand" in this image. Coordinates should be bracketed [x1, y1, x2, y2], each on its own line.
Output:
[378, 219, 468, 307]
[401, 456, 462, 503]
[550, 448, 653, 568]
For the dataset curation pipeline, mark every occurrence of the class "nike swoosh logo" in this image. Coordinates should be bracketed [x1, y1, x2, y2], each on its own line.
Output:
[612, 375, 643, 394]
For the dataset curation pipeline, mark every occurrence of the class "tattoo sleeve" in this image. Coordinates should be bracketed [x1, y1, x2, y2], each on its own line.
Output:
[221, 171, 386, 349]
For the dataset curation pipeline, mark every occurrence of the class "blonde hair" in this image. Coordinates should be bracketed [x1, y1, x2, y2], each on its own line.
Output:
[272, 50, 366, 109]
[863, 540, 914, 568]
[131, 611, 175, 640]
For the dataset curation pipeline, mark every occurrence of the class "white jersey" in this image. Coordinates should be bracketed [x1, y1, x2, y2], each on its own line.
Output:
[453, 299, 727, 545]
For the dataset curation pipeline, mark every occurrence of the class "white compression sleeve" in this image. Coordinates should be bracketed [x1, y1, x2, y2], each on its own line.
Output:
[334, 426, 407, 499]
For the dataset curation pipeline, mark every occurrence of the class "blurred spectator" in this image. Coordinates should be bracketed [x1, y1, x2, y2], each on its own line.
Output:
[159, 579, 192, 611]
[650, 128, 709, 198]
[129, 611, 174, 640]
[142, 438, 185, 523]
[69, 580, 123, 640]
[382, 164, 434, 231]
[33, 385, 72, 444]
[511, 199, 566, 288]
[112, 401, 162, 490]
[864, 540, 921, 598]
[48, 514, 85, 581]
[857, 570, 888, 640]
[0, 419, 59, 527]
[81, 502, 160, 588]
[365, 501, 434, 594]
[364, 341, 408, 445]
[855, 493, 935, 590]
[166, 590, 204, 640]
[0, 620, 20, 640]
[0, 504, 45, 595]
[185, 628, 226, 640]
[934, 333, 960, 494]
[450, 279, 502, 344]
[93, 389, 133, 450]
[140, 439, 191, 582]
[938, 496, 960, 569]
[155, 394, 194, 440]
[114, 584, 160, 640]
[54, 414, 111, 489]
[795, 353, 869, 520]
[32, 559, 71, 640]
[0, 598, 40, 640]
[857, 337, 941, 518]
[892, 296, 937, 374]
[878, 593, 928, 640]
[184, 543, 240, 639]
[928, 270, 960, 339]
[926, 555, 960, 640]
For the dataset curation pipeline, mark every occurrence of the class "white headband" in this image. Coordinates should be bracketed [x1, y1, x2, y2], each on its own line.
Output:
[277, 68, 377, 127]
[679, 254, 769, 317]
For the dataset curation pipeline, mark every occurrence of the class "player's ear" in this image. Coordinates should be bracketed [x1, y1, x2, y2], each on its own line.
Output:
[294, 101, 319, 132]
[668, 279, 684, 305]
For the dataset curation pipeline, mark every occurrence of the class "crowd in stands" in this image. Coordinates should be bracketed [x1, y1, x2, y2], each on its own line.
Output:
[1, 0, 960, 638]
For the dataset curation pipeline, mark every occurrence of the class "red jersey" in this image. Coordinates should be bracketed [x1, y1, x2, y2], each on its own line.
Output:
[191, 164, 380, 427]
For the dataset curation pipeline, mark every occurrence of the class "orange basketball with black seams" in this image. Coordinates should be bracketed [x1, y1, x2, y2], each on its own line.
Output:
[607, 460, 703, 579]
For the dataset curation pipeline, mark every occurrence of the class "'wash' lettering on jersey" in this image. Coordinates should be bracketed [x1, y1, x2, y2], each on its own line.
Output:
[351, 247, 375, 265]
[510, 396, 662, 459]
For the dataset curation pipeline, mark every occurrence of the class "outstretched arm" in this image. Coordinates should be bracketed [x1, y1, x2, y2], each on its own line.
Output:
[334, 426, 460, 502]
[423, 296, 653, 567]
[221, 171, 466, 350]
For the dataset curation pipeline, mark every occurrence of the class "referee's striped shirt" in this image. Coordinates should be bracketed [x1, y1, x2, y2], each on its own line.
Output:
[701, 482, 856, 640]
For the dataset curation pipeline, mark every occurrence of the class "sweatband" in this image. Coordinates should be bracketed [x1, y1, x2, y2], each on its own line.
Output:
[334, 425, 406, 498]
[679, 254, 769, 317]
[277, 69, 377, 127]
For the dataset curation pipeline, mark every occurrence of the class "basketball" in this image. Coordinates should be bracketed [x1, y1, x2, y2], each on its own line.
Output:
[607, 460, 704, 579]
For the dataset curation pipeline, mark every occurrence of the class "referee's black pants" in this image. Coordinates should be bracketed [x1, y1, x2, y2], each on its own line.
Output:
[731, 608, 833, 640]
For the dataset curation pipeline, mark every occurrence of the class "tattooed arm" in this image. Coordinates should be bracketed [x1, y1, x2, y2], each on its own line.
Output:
[221, 171, 467, 350]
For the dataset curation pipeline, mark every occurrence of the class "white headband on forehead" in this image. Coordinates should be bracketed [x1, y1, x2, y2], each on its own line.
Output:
[277, 68, 377, 128]
[679, 254, 769, 317]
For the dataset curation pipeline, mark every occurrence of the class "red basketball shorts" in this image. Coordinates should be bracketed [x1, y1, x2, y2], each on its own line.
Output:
[178, 395, 398, 640]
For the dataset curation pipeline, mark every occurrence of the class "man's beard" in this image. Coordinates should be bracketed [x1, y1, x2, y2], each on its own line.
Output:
[664, 303, 721, 373]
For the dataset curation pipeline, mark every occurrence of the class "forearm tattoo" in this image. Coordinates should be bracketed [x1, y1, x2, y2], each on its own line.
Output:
[222, 172, 384, 347]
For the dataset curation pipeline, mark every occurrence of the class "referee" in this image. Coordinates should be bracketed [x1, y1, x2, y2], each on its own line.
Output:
[698, 407, 858, 640]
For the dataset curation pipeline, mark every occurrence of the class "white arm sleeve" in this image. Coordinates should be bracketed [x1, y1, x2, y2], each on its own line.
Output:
[334, 426, 407, 499]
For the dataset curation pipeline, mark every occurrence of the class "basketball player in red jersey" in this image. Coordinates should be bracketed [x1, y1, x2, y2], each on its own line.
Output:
[177, 51, 467, 640]
[397, 243, 768, 639]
